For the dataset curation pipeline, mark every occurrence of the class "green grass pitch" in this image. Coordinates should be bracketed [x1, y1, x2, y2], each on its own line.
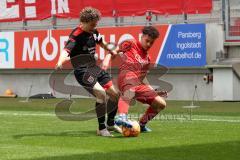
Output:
[0, 98, 240, 160]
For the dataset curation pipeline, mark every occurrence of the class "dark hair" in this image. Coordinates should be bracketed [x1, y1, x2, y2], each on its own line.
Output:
[142, 26, 159, 39]
[80, 7, 101, 23]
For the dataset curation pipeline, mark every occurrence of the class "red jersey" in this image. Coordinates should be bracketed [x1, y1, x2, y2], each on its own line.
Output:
[119, 39, 150, 83]
[118, 39, 158, 105]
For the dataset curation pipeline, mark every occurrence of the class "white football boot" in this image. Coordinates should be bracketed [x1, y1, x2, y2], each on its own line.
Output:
[96, 128, 113, 137]
[107, 124, 123, 134]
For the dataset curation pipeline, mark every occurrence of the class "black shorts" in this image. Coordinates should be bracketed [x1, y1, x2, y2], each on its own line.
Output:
[74, 65, 112, 94]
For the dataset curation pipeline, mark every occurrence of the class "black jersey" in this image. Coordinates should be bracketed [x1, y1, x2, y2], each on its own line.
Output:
[64, 27, 103, 69]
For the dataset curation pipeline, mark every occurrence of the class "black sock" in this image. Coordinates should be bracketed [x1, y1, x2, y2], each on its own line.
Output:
[95, 102, 106, 130]
[106, 99, 118, 126]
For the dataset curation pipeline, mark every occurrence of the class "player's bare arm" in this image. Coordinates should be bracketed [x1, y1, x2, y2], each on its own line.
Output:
[99, 40, 119, 70]
[55, 49, 70, 69]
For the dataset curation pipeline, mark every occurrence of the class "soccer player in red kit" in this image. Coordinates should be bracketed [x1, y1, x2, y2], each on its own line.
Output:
[102, 26, 167, 132]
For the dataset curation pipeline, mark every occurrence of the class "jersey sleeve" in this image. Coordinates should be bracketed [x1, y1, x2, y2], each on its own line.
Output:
[93, 29, 103, 44]
[121, 39, 138, 55]
[64, 27, 82, 55]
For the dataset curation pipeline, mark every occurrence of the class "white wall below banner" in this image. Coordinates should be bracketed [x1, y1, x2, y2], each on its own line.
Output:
[0, 68, 213, 100]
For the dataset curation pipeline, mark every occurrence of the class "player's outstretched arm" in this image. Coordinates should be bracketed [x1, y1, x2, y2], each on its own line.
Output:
[101, 53, 112, 70]
[55, 50, 70, 69]
[98, 40, 119, 57]
[98, 40, 120, 70]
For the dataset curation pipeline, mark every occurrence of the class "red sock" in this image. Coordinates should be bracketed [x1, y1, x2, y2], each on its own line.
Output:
[118, 96, 130, 114]
[139, 106, 159, 126]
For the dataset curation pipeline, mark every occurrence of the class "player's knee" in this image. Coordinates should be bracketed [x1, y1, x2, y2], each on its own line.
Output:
[152, 96, 166, 111]
[93, 83, 108, 103]
[159, 99, 166, 110]
[106, 87, 120, 103]
[96, 93, 107, 103]
[109, 91, 120, 103]
[95, 89, 107, 103]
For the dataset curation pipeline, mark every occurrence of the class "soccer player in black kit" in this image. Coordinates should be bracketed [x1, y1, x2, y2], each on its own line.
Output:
[56, 7, 121, 137]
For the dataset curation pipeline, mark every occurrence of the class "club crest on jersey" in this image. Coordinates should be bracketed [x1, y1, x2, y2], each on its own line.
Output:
[87, 76, 95, 83]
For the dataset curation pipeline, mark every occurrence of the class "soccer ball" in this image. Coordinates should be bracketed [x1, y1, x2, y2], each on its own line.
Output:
[122, 120, 140, 137]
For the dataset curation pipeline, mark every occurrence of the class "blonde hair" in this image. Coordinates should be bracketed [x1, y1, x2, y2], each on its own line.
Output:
[80, 7, 101, 23]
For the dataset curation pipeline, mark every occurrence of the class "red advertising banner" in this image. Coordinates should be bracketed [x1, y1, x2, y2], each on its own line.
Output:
[15, 29, 70, 69]
[0, 0, 212, 22]
[14, 25, 169, 69]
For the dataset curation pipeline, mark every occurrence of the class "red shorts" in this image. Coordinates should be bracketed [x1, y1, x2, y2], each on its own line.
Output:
[118, 72, 158, 105]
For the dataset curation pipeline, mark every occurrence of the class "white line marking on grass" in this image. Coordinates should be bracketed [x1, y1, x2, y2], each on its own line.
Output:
[192, 118, 240, 123]
[0, 111, 55, 117]
[0, 111, 240, 123]
[130, 115, 240, 123]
